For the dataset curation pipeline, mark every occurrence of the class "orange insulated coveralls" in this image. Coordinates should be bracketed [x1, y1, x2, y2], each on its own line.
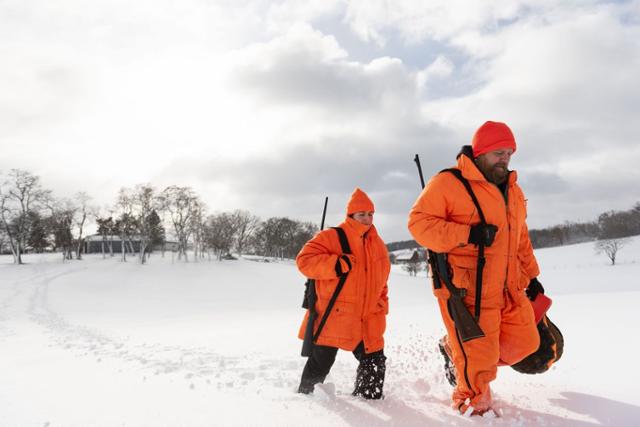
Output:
[408, 150, 540, 413]
[297, 190, 390, 354]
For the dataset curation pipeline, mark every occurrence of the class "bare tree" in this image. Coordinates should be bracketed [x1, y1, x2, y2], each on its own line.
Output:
[93, 204, 118, 257]
[128, 185, 162, 264]
[0, 227, 7, 254]
[189, 199, 206, 262]
[114, 212, 137, 262]
[595, 238, 628, 265]
[251, 217, 316, 260]
[204, 212, 238, 260]
[232, 210, 260, 256]
[95, 216, 113, 258]
[115, 188, 134, 261]
[0, 169, 51, 264]
[45, 198, 77, 262]
[158, 186, 201, 262]
[27, 211, 49, 253]
[74, 192, 94, 260]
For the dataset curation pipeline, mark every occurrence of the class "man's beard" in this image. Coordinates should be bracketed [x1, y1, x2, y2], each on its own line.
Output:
[478, 160, 509, 184]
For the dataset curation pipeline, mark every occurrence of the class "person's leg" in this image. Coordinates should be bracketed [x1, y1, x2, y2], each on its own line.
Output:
[437, 298, 501, 414]
[499, 293, 539, 366]
[298, 345, 339, 394]
[352, 342, 386, 399]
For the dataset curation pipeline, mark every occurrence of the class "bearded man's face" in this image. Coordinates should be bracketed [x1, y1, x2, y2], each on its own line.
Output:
[475, 148, 514, 185]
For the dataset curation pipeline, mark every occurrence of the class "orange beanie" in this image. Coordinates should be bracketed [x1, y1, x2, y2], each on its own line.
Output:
[346, 188, 375, 215]
[472, 121, 517, 158]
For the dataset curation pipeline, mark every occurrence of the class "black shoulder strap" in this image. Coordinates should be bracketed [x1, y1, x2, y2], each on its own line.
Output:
[332, 226, 352, 254]
[441, 168, 487, 224]
[313, 227, 351, 342]
[439, 168, 486, 321]
[331, 226, 352, 275]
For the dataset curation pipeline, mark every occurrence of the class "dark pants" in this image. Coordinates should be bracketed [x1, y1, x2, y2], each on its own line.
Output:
[298, 342, 386, 399]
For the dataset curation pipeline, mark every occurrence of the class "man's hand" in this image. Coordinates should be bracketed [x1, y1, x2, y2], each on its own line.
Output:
[526, 277, 545, 301]
[468, 224, 498, 247]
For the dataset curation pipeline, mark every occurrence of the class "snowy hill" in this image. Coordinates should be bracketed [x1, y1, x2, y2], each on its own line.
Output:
[1, 237, 639, 426]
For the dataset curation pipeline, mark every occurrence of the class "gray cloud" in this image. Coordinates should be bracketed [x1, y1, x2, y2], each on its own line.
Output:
[3, 0, 640, 243]
[228, 24, 419, 114]
[152, 120, 460, 241]
[519, 171, 570, 195]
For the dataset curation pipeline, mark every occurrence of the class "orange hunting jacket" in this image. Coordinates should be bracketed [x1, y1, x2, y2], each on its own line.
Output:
[408, 149, 539, 308]
[296, 217, 390, 353]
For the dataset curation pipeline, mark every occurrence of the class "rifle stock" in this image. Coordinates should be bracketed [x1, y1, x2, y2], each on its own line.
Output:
[432, 251, 485, 342]
[301, 279, 318, 356]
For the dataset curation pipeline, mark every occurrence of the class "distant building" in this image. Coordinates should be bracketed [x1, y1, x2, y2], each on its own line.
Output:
[83, 235, 178, 254]
[83, 235, 140, 254]
[393, 248, 426, 264]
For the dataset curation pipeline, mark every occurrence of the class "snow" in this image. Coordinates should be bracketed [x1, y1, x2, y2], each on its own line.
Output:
[1, 237, 639, 426]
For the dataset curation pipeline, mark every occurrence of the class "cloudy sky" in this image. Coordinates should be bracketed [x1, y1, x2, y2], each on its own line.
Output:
[2, 0, 639, 242]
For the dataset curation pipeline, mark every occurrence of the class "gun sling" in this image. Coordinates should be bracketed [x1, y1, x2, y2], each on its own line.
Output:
[441, 168, 488, 321]
[312, 226, 353, 342]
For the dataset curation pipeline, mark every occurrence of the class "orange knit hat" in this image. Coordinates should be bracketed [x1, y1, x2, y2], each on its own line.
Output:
[346, 188, 375, 215]
[471, 121, 517, 158]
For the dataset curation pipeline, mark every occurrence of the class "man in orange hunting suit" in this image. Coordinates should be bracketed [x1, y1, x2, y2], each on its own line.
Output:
[408, 121, 546, 415]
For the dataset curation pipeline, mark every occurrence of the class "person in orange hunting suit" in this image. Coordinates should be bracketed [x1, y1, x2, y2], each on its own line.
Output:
[296, 188, 390, 399]
[408, 121, 546, 415]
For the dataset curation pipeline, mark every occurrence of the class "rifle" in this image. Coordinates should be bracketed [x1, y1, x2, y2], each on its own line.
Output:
[414, 155, 485, 342]
[301, 196, 328, 357]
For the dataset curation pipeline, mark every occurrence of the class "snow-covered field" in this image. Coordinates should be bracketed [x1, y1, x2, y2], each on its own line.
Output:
[1, 238, 639, 426]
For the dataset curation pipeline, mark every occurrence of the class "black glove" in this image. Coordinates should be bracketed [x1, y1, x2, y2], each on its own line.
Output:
[468, 224, 498, 247]
[526, 277, 545, 301]
[335, 254, 354, 276]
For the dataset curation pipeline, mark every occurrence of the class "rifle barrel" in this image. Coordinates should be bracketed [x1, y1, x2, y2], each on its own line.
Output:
[320, 196, 328, 230]
[414, 154, 425, 189]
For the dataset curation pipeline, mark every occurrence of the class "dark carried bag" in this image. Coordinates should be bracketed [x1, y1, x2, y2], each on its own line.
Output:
[511, 316, 564, 374]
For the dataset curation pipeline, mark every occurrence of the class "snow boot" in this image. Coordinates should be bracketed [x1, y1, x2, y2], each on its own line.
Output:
[439, 336, 457, 387]
[298, 345, 339, 394]
[297, 380, 315, 394]
[352, 353, 386, 399]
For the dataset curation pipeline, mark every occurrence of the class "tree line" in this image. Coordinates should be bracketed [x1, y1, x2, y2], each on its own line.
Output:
[529, 202, 640, 249]
[0, 169, 317, 265]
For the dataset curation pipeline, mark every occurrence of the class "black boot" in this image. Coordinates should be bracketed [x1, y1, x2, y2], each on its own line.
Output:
[298, 345, 338, 394]
[352, 353, 386, 399]
[438, 336, 457, 387]
[298, 379, 316, 394]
